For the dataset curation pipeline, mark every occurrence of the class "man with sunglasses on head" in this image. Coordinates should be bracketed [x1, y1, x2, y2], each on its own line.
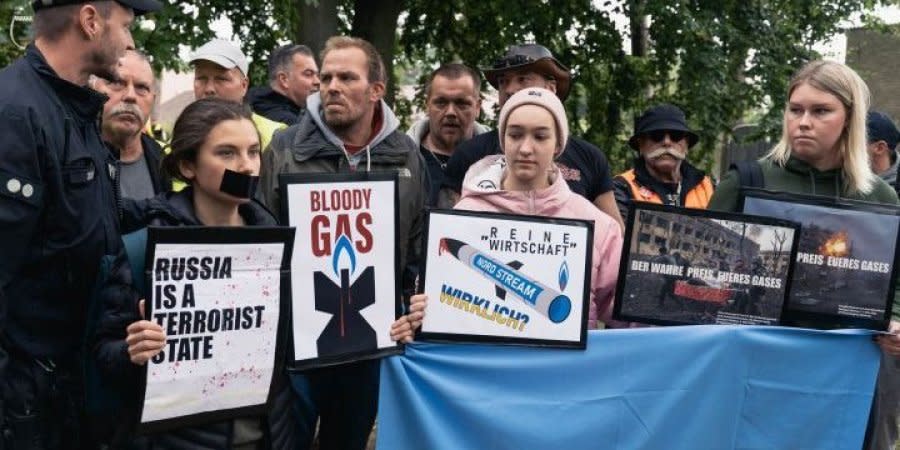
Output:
[441, 43, 624, 230]
[613, 104, 714, 219]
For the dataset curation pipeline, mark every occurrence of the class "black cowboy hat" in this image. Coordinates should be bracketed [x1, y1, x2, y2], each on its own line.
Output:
[483, 43, 572, 101]
[628, 104, 700, 150]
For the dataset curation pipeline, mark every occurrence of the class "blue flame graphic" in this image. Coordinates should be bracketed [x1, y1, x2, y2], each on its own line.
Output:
[332, 234, 357, 276]
[558, 261, 569, 291]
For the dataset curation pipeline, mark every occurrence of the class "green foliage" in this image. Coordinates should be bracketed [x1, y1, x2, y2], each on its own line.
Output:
[399, 0, 882, 173]
[131, 1, 296, 84]
[2, 0, 889, 176]
[0, 0, 31, 68]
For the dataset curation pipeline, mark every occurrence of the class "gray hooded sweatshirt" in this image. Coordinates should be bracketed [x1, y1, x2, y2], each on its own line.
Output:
[258, 92, 427, 297]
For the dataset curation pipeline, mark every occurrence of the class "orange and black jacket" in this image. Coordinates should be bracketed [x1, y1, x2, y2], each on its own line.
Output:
[612, 157, 714, 219]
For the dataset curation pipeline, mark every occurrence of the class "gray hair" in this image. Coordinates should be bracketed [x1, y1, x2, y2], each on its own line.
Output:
[267, 44, 315, 83]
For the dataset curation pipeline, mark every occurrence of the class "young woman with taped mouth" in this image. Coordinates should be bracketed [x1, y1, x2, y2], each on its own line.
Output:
[90, 98, 424, 449]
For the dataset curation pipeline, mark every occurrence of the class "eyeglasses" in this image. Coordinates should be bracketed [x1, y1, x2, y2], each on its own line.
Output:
[646, 130, 687, 143]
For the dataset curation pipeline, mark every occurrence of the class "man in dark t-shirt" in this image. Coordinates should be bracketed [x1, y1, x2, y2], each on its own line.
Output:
[440, 43, 622, 229]
[407, 63, 488, 206]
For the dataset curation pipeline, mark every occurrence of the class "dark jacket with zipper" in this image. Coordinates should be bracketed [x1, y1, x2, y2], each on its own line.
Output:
[0, 43, 122, 447]
[612, 157, 713, 220]
[92, 189, 297, 450]
[138, 133, 171, 195]
[247, 87, 302, 126]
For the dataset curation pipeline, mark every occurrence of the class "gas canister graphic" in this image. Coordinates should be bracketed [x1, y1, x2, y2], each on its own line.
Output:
[439, 238, 572, 323]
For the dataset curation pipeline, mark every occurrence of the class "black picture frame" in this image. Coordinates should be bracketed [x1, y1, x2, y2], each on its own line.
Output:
[417, 208, 594, 349]
[613, 202, 800, 327]
[278, 171, 403, 370]
[138, 226, 295, 434]
[741, 189, 900, 331]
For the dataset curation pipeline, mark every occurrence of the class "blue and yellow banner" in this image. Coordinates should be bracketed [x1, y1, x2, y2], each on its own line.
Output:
[379, 326, 879, 449]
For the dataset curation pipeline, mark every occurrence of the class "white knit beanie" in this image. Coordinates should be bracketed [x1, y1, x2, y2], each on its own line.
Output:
[498, 87, 569, 156]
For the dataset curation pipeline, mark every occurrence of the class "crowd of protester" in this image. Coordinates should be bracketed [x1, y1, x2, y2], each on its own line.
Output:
[2, 0, 900, 449]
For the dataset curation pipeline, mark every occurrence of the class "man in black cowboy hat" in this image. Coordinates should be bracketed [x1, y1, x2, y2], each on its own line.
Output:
[613, 104, 714, 219]
[440, 43, 624, 229]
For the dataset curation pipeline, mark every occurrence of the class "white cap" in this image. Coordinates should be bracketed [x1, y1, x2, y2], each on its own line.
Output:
[189, 39, 249, 77]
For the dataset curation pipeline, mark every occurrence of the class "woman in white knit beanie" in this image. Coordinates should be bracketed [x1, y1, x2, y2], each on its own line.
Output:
[455, 87, 627, 329]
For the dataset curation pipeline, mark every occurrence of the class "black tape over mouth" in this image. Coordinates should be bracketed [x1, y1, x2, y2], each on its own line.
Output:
[219, 169, 259, 199]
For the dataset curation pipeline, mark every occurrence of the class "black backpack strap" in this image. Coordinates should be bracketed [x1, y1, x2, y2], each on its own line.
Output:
[729, 160, 764, 189]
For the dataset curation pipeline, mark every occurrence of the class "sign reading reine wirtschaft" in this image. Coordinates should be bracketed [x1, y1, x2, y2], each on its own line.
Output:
[613, 203, 800, 327]
[742, 190, 900, 331]
[139, 226, 294, 433]
[280, 172, 401, 370]
[419, 209, 594, 348]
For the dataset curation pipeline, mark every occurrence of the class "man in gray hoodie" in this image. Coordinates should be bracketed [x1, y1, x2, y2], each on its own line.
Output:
[258, 35, 426, 450]
[407, 63, 489, 206]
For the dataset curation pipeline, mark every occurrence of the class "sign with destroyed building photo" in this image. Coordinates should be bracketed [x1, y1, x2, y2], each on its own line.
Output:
[742, 190, 900, 330]
[614, 203, 800, 327]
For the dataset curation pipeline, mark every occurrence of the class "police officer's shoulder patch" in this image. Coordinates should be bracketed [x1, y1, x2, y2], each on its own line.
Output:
[0, 168, 42, 207]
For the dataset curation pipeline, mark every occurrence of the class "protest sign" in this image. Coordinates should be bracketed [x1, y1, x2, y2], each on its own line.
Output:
[280, 172, 401, 369]
[742, 190, 900, 330]
[614, 203, 799, 327]
[419, 209, 593, 348]
[139, 226, 293, 433]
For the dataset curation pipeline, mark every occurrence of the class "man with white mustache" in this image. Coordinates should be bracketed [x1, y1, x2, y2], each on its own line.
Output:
[92, 49, 170, 202]
[613, 104, 714, 218]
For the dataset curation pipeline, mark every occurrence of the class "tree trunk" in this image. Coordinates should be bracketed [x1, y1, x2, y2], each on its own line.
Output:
[296, 0, 340, 55]
[629, 0, 649, 58]
[351, 0, 404, 105]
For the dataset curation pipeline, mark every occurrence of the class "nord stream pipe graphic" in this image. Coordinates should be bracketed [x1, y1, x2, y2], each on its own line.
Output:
[439, 238, 572, 323]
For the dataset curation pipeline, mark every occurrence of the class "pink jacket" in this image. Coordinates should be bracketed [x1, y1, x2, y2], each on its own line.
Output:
[455, 155, 624, 329]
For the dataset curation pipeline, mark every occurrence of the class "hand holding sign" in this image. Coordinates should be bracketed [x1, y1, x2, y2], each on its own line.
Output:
[877, 320, 900, 356]
[390, 294, 428, 343]
[127, 299, 167, 365]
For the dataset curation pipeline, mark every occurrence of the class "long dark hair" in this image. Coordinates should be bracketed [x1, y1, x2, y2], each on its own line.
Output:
[162, 98, 256, 183]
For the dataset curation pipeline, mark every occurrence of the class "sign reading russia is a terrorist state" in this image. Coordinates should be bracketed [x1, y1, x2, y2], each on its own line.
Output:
[281, 172, 400, 369]
[420, 210, 594, 348]
[140, 227, 293, 431]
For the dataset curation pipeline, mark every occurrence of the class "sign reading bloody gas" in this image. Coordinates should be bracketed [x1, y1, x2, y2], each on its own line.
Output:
[309, 188, 373, 257]
[280, 173, 401, 369]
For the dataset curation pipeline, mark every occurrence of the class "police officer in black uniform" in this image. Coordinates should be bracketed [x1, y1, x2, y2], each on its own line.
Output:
[0, 1, 160, 448]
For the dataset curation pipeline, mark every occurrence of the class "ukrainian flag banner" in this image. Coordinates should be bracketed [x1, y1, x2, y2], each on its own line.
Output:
[378, 326, 878, 449]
